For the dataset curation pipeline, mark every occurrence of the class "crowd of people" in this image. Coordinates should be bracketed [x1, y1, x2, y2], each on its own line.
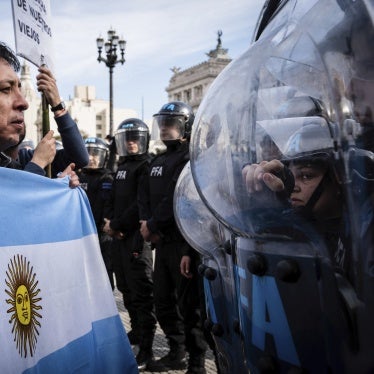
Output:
[0, 40, 214, 374]
[2, 0, 373, 369]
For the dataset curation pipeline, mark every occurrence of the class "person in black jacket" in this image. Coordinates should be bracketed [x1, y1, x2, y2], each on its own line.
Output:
[77, 137, 114, 289]
[103, 118, 156, 371]
[139, 102, 208, 374]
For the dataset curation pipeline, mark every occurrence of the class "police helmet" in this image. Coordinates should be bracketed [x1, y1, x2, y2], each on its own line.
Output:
[153, 101, 195, 140]
[283, 120, 336, 162]
[276, 96, 327, 120]
[84, 137, 109, 169]
[115, 118, 149, 157]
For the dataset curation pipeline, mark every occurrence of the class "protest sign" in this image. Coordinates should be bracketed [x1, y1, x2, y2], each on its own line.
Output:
[11, 0, 55, 70]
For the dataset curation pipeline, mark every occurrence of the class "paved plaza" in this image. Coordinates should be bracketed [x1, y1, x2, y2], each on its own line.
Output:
[114, 288, 218, 374]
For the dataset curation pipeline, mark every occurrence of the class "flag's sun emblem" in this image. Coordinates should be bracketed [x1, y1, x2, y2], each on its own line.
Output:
[5, 254, 42, 357]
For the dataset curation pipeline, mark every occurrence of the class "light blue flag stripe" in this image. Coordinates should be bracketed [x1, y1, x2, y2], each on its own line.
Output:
[0, 167, 96, 246]
[24, 315, 138, 374]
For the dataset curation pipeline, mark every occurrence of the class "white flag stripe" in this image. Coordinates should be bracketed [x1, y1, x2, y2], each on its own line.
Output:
[0, 234, 116, 370]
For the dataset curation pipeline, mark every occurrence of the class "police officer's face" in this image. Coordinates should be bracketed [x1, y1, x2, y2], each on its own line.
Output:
[289, 162, 340, 218]
[0, 59, 28, 152]
[159, 123, 181, 141]
[88, 154, 100, 168]
[125, 139, 139, 154]
[289, 163, 326, 208]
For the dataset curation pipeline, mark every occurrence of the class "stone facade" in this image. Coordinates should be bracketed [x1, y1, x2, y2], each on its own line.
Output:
[153, 32, 231, 143]
[166, 31, 232, 114]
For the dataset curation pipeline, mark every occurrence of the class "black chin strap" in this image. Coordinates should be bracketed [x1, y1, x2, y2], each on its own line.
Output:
[304, 172, 329, 213]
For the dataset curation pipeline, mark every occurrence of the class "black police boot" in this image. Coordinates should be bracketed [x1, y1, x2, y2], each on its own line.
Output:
[136, 349, 154, 371]
[127, 330, 141, 346]
[137, 333, 155, 371]
[186, 355, 206, 374]
[147, 349, 187, 372]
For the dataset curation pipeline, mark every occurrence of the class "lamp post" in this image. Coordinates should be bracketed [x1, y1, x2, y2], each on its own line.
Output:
[96, 28, 126, 136]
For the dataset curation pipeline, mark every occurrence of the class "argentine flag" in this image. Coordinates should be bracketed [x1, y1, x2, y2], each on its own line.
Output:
[0, 167, 137, 373]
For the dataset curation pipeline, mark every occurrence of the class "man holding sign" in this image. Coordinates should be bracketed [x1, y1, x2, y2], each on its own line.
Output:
[0, 41, 82, 187]
[0, 41, 88, 180]
[9, 0, 89, 177]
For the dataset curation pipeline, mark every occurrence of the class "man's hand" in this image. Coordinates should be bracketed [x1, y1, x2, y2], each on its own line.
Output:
[139, 220, 160, 243]
[36, 66, 65, 117]
[103, 218, 116, 237]
[242, 159, 286, 193]
[30, 130, 56, 169]
[103, 218, 124, 239]
[180, 255, 193, 279]
[58, 163, 80, 188]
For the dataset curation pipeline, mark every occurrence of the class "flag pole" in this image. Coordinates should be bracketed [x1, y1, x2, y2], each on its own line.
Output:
[42, 92, 51, 178]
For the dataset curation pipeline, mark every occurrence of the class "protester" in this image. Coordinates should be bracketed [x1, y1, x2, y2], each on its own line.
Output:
[0, 41, 28, 153]
[103, 118, 156, 371]
[0, 41, 85, 186]
[77, 137, 115, 289]
[139, 102, 208, 373]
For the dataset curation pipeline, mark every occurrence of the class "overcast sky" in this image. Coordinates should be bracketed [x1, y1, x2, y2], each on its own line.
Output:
[1, 1, 265, 122]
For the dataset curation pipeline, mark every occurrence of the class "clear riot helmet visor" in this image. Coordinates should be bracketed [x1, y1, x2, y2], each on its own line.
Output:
[153, 114, 185, 140]
[85, 145, 108, 169]
[257, 116, 335, 162]
[115, 129, 148, 156]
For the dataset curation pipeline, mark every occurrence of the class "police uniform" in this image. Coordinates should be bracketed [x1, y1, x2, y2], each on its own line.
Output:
[78, 167, 115, 289]
[105, 153, 156, 355]
[140, 141, 208, 371]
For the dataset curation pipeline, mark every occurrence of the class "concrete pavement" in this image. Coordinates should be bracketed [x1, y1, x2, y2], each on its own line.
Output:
[114, 288, 218, 373]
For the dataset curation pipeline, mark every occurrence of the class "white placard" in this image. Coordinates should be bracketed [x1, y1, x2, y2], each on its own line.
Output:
[11, 0, 54, 71]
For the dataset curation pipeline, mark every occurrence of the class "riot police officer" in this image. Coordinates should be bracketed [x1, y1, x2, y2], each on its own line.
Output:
[139, 102, 208, 373]
[243, 119, 348, 267]
[103, 118, 156, 371]
[174, 0, 374, 372]
[78, 137, 114, 289]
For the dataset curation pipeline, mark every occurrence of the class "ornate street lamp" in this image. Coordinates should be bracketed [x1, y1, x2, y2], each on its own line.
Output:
[96, 28, 126, 136]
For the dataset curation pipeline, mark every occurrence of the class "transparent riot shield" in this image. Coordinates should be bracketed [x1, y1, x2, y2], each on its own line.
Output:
[174, 163, 247, 373]
[184, 0, 374, 372]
